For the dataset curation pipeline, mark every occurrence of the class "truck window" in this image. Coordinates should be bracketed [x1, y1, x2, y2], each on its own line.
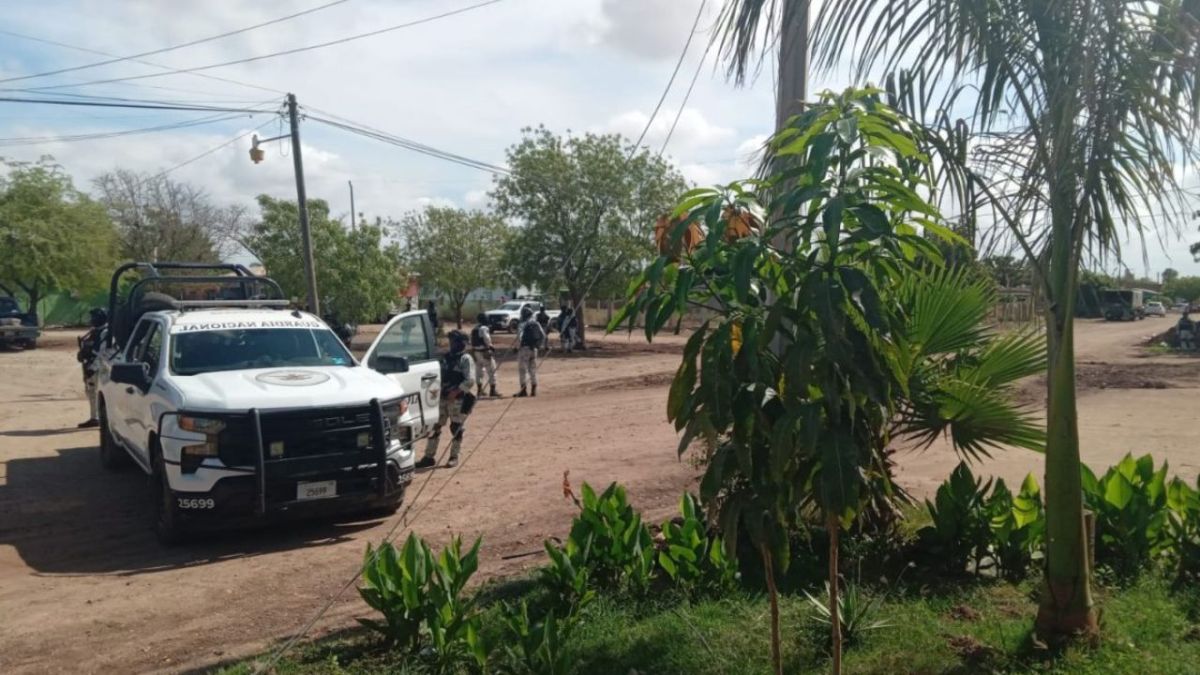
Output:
[369, 315, 432, 369]
[170, 328, 353, 376]
[125, 319, 155, 361]
[139, 324, 163, 373]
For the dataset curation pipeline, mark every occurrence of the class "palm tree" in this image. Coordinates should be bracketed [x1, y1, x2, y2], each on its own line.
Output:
[802, 0, 1200, 637]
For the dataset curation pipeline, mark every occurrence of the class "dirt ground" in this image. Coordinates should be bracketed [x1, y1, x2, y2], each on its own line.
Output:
[2, 317, 1198, 674]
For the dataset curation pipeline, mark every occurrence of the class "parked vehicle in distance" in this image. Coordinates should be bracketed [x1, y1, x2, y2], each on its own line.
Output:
[1102, 288, 1145, 321]
[96, 262, 424, 544]
[483, 300, 560, 332]
[0, 295, 39, 349]
[1145, 301, 1166, 317]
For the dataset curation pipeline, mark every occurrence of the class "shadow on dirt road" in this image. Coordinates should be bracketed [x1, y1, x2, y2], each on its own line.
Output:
[0, 444, 391, 577]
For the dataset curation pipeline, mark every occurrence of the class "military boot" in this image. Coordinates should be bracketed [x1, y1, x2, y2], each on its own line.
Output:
[531, 384, 538, 397]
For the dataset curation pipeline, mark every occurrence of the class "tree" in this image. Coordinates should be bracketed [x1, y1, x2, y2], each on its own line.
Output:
[242, 195, 403, 323]
[1163, 268, 1180, 286]
[812, 0, 1200, 639]
[492, 127, 687, 347]
[0, 160, 117, 314]
[1165, 277, 1200, 303]
[396, 207, 509, 328]
[93, 169, 247, 262]
[617, 89, 1044, 675]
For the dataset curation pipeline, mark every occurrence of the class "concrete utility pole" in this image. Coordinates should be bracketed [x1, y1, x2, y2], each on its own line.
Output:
[286, 93, 320, 317]
[348, 180, 357, 233]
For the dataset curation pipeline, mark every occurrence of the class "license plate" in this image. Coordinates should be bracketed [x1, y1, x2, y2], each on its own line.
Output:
[296, 480, 337, 501]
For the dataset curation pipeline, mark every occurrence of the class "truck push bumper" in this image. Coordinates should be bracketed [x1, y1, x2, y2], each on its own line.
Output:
[160, 398, 417, 524]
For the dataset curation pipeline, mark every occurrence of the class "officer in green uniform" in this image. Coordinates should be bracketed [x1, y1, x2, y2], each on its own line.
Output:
[416, 330, 476, 469]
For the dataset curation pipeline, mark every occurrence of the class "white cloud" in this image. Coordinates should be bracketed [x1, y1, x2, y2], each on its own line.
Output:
[579, 0, 709, 60]
[600, 107, 734, 151]
[463, 189, 490, 209]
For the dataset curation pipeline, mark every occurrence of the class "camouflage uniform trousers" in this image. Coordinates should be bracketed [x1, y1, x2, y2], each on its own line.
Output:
[423, 395, 470, 462]
[471, 349, 496, 393]
[518, 346, 538, 389]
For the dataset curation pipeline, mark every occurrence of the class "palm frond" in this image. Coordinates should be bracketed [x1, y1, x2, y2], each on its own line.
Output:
[899, 266, 992, 358]
[902, 378, 1045, 460]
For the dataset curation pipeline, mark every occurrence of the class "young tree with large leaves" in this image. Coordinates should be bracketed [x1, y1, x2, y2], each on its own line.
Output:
[0, 160, 117, 314]
[809, 0, 1200, 639]
[242, 195, 403, 324]
[396, 207, 510, 328]
[492, 126, 687, 347]
[617, 89, 1044, 675]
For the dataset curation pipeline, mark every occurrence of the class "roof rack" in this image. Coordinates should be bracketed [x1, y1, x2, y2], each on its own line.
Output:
[106, 262, 290, 347]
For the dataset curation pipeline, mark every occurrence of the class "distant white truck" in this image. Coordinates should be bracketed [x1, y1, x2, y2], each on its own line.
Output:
[483, 300, 559, 332]
[95, 262, 435, 544]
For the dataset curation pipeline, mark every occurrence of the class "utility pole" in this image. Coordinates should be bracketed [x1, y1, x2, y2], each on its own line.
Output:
[287, 93, 320, 317]
[348, 180, 356, 233]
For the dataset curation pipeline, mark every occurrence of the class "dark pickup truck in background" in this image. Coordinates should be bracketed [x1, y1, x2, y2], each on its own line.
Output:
[0, 296, 39, 349]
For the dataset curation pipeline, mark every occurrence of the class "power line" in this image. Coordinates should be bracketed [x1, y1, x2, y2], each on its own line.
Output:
[633, 0, 707, 151]
[143, 117, 280, 183]
[21, 0, 506, 94]
[0, 0, 351, 85]
[0, 111, 261, 147]
[0, 96, 271, 113]
[660, 26, 716, 156]
[0, 29, 285, 97]
[305, 112, 511, 175]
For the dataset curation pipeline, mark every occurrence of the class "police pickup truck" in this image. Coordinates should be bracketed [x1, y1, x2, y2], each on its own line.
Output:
[96, 262, 439, 544]
[483, 300, 559, 332]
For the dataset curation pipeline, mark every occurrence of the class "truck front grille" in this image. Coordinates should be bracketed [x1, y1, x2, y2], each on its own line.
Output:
[216, 405, 380, 466]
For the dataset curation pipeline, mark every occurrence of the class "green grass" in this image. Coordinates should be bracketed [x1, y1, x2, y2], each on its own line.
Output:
[225, 575, 1200, 675]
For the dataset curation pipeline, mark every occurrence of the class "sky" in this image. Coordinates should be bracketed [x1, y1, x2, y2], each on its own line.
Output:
[0, 0, 1197, 277]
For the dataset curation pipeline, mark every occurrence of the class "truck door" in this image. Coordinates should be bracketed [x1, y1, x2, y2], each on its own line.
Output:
[114, 318, 165, 468]
[363, 311, 440, 430]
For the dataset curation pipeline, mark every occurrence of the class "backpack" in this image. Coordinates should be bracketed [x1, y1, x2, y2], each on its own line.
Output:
[520, 320, 545, 348]
[470, 325, 487, 348]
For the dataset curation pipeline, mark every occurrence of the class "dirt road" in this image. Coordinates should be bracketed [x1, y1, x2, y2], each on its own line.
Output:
[2, 318, 1197, 673]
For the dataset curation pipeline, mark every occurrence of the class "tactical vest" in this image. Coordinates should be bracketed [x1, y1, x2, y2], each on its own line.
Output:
[520, 321, 544, 348]
[441, 352, 467, 389]
[470, 325, 487, 348]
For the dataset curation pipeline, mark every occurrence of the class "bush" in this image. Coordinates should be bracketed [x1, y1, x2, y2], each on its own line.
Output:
[357, 534, 483, 668]
[658, 493, 739, 593]
[1165, 476, 1200, 583]
[544, 482, 656, 598]
[917, 462, 1044, 579]
[1082, 454, 1171, 579]
[498, 600, 578, 675]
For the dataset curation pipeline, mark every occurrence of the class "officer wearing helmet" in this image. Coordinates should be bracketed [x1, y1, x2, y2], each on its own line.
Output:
[416, 329, 476, 469]
[514, 305, 545, 397]
[75, 307, 108, 428]
[470, 312, 498, 398]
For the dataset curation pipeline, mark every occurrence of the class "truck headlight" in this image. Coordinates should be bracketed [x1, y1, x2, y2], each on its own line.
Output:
[181, 441, 219, 474]
[382, 400, 408, 443]
[179, 415, 226, 435]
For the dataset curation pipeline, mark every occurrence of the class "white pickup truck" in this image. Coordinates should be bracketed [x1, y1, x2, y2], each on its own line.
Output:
[483, 300, 560, 333]
[96, 262, 437, 544]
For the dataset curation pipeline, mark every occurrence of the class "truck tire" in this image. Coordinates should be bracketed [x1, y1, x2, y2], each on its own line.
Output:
[22, 338, 37, 350]
[98, 403, 128, 470]
[150, 441, 185, 546]
[508, 318, 518, 332]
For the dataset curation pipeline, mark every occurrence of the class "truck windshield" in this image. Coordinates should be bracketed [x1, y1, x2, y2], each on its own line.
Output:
[498, 302, 523, 310]
[0, 297, 19, 314]
[170, 328, 353, 375]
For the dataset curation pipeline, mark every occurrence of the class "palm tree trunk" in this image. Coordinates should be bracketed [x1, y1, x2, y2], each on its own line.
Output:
[828, 514, 842, 675]
[761, 544, 783, 675]
[776, 0, 810, 129]
[1036, 203, 1097, 638]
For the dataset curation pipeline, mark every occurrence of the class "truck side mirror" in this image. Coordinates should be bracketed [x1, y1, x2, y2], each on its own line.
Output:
[372, 354, 410, 374]
[111, 362, 150, 390]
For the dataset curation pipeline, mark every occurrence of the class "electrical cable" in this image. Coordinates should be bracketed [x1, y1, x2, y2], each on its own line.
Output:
[0, 96, 271, 113]
[632, 0, 707, 151]
[22, 0, 506, 93]
[0, 100, 277, 146]
[659, 26, 716, 156]
[142, 116, 281, 184]
[0, 1, 352, 85]
[0, 29, 286, 96]
[305, 113, 511, 175]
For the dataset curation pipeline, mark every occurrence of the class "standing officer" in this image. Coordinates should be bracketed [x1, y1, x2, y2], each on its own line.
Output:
[514, 305, 545, 397]
[416, 330, 476, 469]
[76, 308, 108, 428]
[470, 312, 499, 397]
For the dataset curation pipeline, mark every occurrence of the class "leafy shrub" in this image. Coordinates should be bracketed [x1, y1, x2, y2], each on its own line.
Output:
[358, 533, 483, 667]
[1081, 454, 1170, 578]
[987, 474, 1045, 579]
[539, 541, 595, 612]
[658, 493, 739, 592]
[918, 462, 1044, 578]
[1166, 476, 1200, 582]
[545, 482, 656, 597]
[499, 600, 577, 675]
[918, 463, 995, 575]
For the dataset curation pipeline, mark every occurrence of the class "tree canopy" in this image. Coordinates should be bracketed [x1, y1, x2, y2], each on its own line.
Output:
[1166, 276, 1200, 303]
[93, 169, 246, 263]
[492, 126, 688, 343]
[0, 160, 117, 313]
[242, 195, 403, 323]
[396, 206, 510, 327]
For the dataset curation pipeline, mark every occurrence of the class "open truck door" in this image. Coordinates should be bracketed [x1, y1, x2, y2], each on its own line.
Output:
[363, 310, 441, 434]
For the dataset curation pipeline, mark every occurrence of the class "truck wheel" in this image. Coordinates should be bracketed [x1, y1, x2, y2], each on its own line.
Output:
[150, 444, 185, 546]
[98, 403, 128, 470]
[508, 319, 519, 332]
[22, 338, 37, 350]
